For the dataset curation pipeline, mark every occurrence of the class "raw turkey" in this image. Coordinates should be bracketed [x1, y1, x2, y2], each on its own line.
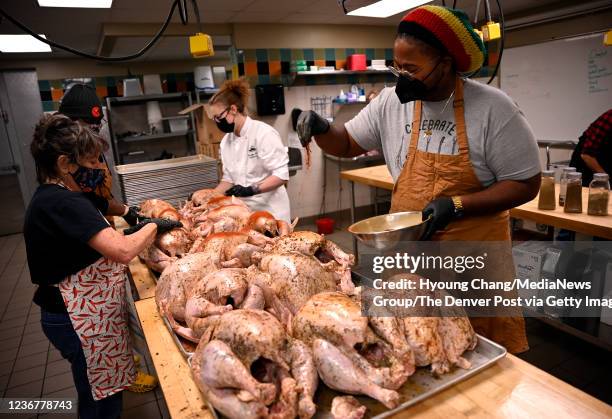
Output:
[246, 252, 355, 328]
[190, 309, 318, 419]
[292, 292, 416, 409]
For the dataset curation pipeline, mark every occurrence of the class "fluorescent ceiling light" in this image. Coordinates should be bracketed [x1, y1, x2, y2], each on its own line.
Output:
[348, 0, 432, 18]
[0, 35, 52, 53]
[37, 0, 113, 8]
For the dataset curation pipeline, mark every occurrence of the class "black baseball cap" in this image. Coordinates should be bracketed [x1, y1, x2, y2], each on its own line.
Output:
[59, 83, 103, 124]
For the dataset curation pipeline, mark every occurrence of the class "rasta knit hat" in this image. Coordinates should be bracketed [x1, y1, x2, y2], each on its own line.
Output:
[59, 83, 103, 124]
[398, 5, 486, 74]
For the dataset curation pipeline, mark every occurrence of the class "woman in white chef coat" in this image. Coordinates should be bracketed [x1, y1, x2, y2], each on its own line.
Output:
[210, 79, 291, 223]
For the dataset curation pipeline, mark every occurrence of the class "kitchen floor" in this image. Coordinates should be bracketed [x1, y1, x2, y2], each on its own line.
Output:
[1, 228, 610, 419]
[0, 234, 169, 419]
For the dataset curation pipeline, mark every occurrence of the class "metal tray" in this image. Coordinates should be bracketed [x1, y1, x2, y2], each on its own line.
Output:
[161, 313, 196, 359]
[159, 269, 506, 418]
[313, 334, 506, 418]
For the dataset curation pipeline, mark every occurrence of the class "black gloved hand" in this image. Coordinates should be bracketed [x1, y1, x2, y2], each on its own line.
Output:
[421, 197, 455, 240]
[123, 206, 142, 227]
[296, 110, 330, 147]
[123, 218, 183, 235]
[225, 185, 257, 197]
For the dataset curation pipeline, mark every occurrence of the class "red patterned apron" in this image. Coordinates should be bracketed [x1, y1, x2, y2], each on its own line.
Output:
[59, 257, 137, 400]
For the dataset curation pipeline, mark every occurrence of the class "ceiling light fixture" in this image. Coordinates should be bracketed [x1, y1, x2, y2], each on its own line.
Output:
[347, 0, 432, 18]
[0, 34, 52, 52]
[37, 0, 113, 8]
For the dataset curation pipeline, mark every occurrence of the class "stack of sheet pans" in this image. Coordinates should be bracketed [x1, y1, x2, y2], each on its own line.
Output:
[115, 155, 219, 206]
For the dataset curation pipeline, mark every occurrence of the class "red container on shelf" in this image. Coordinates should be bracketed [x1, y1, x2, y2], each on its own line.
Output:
[347, 54, 367, 71]
[316, 217, 335, 235]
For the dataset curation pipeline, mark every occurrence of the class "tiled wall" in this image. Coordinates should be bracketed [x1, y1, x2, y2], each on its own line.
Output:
[38, 72, 196, 112]
[236, 41, 501, 86]
[236, 47, 396, 86]
[38, 41, 501, 110]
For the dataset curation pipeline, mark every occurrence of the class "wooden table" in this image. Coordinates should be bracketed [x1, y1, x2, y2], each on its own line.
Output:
[510, 184, 612, 239]
[136, 299, 214, 419]
[134, 296, 611, 418]
[340, 165, 394, 258]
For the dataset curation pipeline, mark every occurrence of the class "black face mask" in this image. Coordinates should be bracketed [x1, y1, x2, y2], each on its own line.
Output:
[395, 60, 441, 104]
[215, 117, 235, 134]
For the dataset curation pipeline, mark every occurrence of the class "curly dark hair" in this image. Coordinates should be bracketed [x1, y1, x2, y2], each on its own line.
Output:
[30, 113, 108, 184]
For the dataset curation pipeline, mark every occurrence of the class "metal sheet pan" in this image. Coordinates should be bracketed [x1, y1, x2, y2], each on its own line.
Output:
[160, 313, 196, 359]
[313, 334, 506, 418]
[159, 269, 507, 418]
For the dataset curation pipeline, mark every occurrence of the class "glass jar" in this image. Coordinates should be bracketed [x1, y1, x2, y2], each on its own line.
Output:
[538, 170, 556, 210]
[564, 172, 583, 213]
[587, 173, 610, 216]
[558, 166, 576, 207]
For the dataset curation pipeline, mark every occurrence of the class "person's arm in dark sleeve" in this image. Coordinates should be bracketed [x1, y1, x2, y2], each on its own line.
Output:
[580, 113, 610, 174]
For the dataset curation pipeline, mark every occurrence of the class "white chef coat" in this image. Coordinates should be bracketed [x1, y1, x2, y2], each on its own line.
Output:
[219, 116, 291, 223]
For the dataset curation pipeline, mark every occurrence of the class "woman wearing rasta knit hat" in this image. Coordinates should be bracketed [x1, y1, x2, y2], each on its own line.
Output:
[297, 5, 542, 354]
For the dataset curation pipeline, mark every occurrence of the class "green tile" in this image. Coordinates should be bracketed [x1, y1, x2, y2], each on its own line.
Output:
[50, 79, 62, 89]
[255, 49, 268, 62]
[243, 49, 257, 60]
[335, 48, 346, 60]
[292, 49, 304, 60]
[42, 101, 55, 112]
[314, 49, 325, 60]
[374, 48, 385, 59]
[280, 49, 292, 61]
[268, 49, 280, 61]
[303, 49, 314, 61]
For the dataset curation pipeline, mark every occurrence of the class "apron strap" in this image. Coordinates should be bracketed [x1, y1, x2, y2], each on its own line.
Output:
[407, 100, 422, 158]
[452, 77, 470, 155]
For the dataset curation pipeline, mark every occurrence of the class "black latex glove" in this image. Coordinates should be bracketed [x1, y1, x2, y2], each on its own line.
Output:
[123, 206, 142, 226]
[225, 185, 256, 197]
[123, 218, 183, 235]
[296, 110, 330, 147]
[421, 197, 455, 240]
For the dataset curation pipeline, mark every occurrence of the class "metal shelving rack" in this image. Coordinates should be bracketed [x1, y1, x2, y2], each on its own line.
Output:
[106, 92, 197, 165]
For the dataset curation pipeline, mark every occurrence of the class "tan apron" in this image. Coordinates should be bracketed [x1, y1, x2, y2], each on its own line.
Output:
[59, 257, 137, 400]
[390, 77, 528, 354]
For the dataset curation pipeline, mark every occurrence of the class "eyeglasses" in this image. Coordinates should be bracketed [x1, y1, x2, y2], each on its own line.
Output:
[388, 57, 441, 80]
[212, 107, 230, 123]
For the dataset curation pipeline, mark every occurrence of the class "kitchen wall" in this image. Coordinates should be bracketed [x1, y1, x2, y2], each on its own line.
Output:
[245, 82, 390, 220]
[2, 11, 609, 220]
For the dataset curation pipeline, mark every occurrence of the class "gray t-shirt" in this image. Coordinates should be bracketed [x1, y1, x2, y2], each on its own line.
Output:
[345, 79, 541, 187]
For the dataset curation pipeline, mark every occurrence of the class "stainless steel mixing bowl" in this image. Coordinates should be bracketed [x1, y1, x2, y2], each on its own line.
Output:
[347, 211, 430, 251]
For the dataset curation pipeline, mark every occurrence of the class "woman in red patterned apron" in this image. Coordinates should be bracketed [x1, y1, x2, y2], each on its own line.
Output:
[24, 114, 181, 418]
[297, 6, 542, 353]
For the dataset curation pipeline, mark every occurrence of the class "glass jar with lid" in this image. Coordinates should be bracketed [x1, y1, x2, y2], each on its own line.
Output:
[538, 170, 556, 210]
[587, 173, 610, 216]
[558, 166, 576, 206]
[563, 172, 583, 213]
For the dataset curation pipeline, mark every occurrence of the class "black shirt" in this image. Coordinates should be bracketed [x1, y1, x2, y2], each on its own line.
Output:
[24, 184, 110, 313]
